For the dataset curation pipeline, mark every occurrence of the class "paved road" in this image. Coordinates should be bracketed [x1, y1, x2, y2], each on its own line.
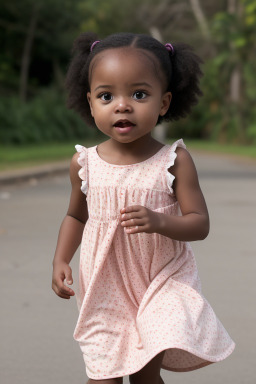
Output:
[1, 151, 256, 384]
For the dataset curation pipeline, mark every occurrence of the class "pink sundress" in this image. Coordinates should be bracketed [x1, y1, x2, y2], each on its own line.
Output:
[73, 139, 235, 380]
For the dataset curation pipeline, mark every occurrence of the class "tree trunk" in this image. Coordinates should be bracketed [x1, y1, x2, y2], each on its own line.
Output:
[228, 0, 246, 142]
[228, 0, 236, 13]
[228, 0, 240, 104]
[189, 0, 210, 39]
[227, 0, 241, 104]
[53, 58, 65, 91]
[19, 4, 39, 102]
[149, 26, 168, 144]
[230, 65, 241, 103]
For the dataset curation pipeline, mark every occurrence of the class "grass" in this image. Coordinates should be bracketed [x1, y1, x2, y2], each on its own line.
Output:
[0, 139, 255, 172]
[182, 139, 256, 158]
[0, 140, 98, 171]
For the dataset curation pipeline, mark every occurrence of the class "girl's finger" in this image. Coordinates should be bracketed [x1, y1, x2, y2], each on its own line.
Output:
[121, 205, 141, 214]
[120, 211, 143, 223]
[125, 225, 140, 234]
[52, 283, 71, 298]
[121, 218, 144, 227]
[64, 266, 73, 285]
[58, 292, 72, 299]
[55, 279, 75, 296]
[60, 285, 75, 296]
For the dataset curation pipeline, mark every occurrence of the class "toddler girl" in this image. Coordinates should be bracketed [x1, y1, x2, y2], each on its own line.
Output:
[52, 32, 235, 384]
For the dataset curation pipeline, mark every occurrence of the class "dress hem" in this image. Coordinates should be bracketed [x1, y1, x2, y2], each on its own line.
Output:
[85, 341, 236, 380]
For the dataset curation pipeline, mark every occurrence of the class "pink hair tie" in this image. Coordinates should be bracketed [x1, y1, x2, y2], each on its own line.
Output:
[165, 43, 174, 55]
[90, 40, 100, 52]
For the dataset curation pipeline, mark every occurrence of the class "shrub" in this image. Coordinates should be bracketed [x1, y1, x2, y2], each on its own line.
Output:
[0, 88, 98, 144]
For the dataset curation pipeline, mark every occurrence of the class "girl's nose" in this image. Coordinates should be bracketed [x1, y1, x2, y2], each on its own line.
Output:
[114, 98, 132, 113]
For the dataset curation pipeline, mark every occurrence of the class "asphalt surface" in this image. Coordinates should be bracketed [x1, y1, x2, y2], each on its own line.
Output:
[0, 150, 256, 384]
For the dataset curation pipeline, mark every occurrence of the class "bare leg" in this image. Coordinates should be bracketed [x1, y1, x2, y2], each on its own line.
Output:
[87, 378, 123, 384]
[129, 351, 165, 384]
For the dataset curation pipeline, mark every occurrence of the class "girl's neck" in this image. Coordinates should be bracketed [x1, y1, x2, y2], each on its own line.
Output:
[98, 136, 164, 165]
[107, 135, 159, 155]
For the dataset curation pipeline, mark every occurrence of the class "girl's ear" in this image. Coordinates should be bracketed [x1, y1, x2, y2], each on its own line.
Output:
[160, 92, 172, 116]
[87, 92, 94, 117]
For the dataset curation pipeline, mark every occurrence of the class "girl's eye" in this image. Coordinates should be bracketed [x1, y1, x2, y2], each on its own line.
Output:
[99, 93, 112, 101]
[133, 91, 147, 100]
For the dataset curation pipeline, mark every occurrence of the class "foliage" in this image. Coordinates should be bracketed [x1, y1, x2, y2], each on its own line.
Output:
[0, 0, 84, 93]
[0, 0, 256, 144]
[0, 88, 98, 144]
[206, 0, 256, 143]
[170, 0, 256, 143]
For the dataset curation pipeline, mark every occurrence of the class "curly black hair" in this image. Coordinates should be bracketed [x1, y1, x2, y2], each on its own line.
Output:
[65, 31, 203, 127]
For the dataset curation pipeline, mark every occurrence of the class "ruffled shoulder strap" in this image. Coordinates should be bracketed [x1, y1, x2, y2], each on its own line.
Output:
[166, 139, 186, 195]
[75, 144, 88, 195]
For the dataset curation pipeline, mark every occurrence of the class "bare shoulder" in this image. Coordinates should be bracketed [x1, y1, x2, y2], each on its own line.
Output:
[67, 152, 88, 222]
[168, 147, 196, 172]
[70, 152, 80, 168]
[69, 152, 82, 186]
[169, 147, 199, 185]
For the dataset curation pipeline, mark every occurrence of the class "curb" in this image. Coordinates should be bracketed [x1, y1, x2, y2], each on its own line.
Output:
[0, 160, 70, 186]
[1, 149, 255, 187]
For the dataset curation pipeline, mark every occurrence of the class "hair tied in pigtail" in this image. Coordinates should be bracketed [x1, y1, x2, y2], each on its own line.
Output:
[165, 43, 174, 56]
[90, 40, 100, 52]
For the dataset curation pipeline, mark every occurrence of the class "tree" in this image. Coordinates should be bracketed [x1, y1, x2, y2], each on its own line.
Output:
[19, 2, 40, 102]
[211, 0, 256, 142]
[0, 0, 84, 100]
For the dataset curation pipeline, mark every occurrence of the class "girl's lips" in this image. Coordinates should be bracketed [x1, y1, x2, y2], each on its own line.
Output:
[114, 119, 135, 128]
[114, 120, 135, 134]
[115, 126, 134, 133]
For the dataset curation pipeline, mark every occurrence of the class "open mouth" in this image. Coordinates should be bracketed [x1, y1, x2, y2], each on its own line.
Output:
[114, 119, 135, 128]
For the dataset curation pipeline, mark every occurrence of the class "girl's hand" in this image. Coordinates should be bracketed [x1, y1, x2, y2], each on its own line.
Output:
[120, 205, 160, 234]
[52, 261, 75, 299]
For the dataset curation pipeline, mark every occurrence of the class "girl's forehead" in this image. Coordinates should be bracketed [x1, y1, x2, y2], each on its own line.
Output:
[89, 47, 163, 84]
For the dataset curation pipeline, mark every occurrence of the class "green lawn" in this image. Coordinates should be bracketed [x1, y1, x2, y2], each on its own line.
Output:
[0, 139, 255, 172]
[180, 139, 256, 158]
[0, 140, 98, 171]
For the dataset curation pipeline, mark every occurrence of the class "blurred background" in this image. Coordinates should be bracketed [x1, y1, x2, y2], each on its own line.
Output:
[1, 1, 256, 384]
[0, 0, 256, 171]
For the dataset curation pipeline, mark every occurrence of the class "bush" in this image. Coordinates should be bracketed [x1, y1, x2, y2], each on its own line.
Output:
[0, 88, 98, 144]
[167, 57, 256, 144]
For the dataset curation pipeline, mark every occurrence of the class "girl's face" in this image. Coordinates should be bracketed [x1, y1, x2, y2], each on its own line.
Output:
[87, 47, 171, 144]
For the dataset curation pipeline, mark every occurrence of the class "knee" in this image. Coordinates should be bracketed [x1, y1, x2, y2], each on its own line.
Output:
[129, 376, 164, 384]
[129, 375, 154, 384]
[87, 378, 123, 384]
[129, 377, 156, 384]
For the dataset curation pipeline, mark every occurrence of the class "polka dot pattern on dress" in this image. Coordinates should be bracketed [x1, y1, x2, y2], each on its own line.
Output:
[73, 139, 235, 380]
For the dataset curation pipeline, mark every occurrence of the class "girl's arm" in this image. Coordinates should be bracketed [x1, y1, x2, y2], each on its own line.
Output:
[52, 153, 88, 299]
[157, 148, 209, 241]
